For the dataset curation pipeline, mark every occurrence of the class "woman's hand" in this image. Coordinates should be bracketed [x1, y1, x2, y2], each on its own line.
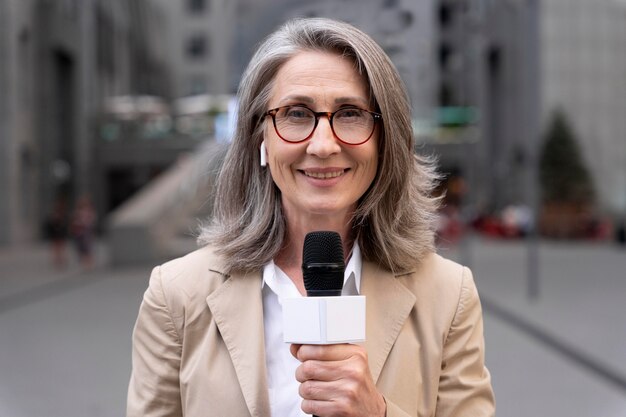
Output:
[290, 343, 386, 417]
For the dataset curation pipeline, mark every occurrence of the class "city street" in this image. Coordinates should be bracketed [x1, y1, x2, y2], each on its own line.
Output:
[1, 237, 625, 417]
[2, 1, 626, 416]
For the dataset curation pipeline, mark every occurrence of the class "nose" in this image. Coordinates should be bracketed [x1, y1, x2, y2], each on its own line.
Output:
[306, 115, 341, 158]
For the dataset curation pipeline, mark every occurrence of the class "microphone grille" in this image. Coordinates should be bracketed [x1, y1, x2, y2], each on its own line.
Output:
[303, 231, 345, 265]
[302, 231, 345, 293]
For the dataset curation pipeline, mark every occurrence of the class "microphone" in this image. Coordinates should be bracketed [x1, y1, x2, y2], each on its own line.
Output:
[302, 231, 345, 297]
[282, 231, 365, 345]
[301, 232, 349, 417]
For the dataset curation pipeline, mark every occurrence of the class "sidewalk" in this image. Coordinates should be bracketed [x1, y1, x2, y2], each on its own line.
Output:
[1, 238, 625, 417]
[0, 241, 109, 301]
[0, 240, 148, 417]
[441, 237, 626, 416]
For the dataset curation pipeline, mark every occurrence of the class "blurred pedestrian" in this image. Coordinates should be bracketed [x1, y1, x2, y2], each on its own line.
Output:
[45, 196, 69, 268]
[70, 194, 97, 269]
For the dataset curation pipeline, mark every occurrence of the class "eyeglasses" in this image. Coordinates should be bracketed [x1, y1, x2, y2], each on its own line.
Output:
[264, 105, 382, 145]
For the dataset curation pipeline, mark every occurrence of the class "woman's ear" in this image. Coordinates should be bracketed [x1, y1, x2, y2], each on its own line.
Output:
[260, 141, 267, 167]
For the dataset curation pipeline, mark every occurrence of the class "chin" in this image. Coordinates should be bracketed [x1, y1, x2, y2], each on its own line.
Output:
[303, 201, 354, 217]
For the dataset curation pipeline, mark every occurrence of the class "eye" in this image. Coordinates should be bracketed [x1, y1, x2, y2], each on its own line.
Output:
[282, 106, 312, 120]
[336, 108, 366, 121]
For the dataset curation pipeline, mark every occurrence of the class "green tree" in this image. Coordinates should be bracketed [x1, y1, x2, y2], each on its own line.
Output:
[539, 110, 595, 205]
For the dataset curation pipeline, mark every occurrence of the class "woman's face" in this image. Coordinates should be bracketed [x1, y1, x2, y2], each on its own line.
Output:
[264, 50, 379, 222]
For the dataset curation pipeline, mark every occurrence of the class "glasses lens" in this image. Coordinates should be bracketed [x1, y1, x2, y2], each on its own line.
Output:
[272, 106, 377, 144]
[332, 108, 375, 144]
[274, 106, 315, 142]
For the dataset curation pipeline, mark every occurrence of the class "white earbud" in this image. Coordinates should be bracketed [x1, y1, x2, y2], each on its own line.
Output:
[260, 141, 267, 167]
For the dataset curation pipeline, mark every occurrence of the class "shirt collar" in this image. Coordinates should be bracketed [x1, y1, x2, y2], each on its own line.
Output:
[262, 241, 362, 297]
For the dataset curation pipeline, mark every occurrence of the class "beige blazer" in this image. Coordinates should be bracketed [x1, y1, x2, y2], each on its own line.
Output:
[127, 246, 495, 417]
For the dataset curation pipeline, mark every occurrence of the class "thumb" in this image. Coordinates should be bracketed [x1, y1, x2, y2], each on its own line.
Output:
[290, 344, 302, 360]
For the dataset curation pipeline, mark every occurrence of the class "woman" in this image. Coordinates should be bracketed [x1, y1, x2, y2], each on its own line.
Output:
[127, 18, 495, 417]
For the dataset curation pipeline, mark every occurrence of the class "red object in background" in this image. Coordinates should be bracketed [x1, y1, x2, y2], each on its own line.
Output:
[436, 207, 464, 244]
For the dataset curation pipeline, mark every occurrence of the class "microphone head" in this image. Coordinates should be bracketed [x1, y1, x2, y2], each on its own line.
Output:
[302, 231, 345, 296]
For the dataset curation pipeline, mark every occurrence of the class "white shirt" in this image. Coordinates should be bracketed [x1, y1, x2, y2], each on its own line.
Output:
[261, 243, 362, 417]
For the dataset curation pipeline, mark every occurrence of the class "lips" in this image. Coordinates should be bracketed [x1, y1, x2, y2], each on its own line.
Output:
[302, 169, 347, 179]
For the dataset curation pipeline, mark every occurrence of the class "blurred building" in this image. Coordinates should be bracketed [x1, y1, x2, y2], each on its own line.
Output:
[90, 0, 240, 221]
[154, 0, 237, 98]
[288, 0, 437, 124]
[541, 0, 626, 216]
[429, 0, 541, 215]
[232, 0, 437, 123]
[5, 0, 625, 247]
[0, 0, 171, 245]
[106, 0, 441, 264]
[233, 0, 541, 216]
[434, 0, 626, 220]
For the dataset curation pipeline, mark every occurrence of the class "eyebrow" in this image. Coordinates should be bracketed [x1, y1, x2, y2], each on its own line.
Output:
[278, 95, 370, 107]
[278, 95, 314, 105]
[334, 96, 370, 107]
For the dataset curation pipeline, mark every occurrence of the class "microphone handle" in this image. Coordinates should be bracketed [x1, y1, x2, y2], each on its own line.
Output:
[305, 289, 342, 297]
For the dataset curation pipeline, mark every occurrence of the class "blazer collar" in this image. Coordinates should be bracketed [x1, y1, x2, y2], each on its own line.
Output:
[205, 270, 271, 417]
[361, 261, 416, 383]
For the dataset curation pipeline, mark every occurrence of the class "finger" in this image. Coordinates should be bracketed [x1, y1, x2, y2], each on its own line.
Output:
[295, 356, 370, 384]
[301, 398, 327, 417]
[290, 343, 302, 359]
[299, 379, 324, 401]
[299, 371, 386, 417]
[296, 343, 364, 362]
[298, 378, 355, 402]
[295, 359, 342, 383]
[301, 396, 352, 417]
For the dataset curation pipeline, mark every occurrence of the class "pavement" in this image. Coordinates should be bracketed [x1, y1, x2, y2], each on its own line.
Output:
[0, 236, 625, 417]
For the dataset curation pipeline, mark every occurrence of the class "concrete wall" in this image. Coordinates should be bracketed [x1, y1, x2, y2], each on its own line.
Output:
[0, 0, 11, 244]
[161, 0, 237, 98]
[0, 0, 41, 244]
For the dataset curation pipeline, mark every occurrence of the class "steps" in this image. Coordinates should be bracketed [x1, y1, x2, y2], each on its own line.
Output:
[106, 140, 228, 265]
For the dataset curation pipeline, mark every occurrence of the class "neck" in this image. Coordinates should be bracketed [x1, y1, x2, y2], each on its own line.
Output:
[275, 209, 355, 293]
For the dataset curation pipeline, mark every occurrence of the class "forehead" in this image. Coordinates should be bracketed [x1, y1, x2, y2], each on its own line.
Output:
[269, 50, 370, 106]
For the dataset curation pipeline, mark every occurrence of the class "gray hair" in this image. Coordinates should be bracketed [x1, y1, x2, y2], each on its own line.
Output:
[198, 17, 440, 273]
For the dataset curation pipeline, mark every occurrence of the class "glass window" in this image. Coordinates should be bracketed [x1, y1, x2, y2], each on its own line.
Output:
[186, 35, 207, 59]
[188, 76, 208, 95]
[188, 0, 206, 13]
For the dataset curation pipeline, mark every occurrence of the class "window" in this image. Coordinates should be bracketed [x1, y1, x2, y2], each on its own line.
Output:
[188, 0, 206, 13]
[439, 3, 453, 27]
[187, 76, 208, 95]
[439, 82, 455, 107]
[186, 35, 207, 59]
[383, 0, 399, 8]
[96, 6, 114, 75]
[439, 43, 453, 70]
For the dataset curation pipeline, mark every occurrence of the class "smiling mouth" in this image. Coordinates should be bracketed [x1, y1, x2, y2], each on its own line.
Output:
[302, 170, 347, 179]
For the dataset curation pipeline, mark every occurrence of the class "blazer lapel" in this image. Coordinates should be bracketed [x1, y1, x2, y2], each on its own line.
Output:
[206, 271, 270, 417]
[361, 261, 416, 383]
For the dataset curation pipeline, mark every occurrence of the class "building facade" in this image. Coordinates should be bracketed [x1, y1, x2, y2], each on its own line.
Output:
[0, 0, 171, 245]
[436, 0, 626, 218]
[157, 0, 237, 98]
[232, 0, 437, 123]
[431, 0, 541, 215]
[541, 0, 626, 215]
[0, 0, 39, 244]
[5, 0, 624, 246]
